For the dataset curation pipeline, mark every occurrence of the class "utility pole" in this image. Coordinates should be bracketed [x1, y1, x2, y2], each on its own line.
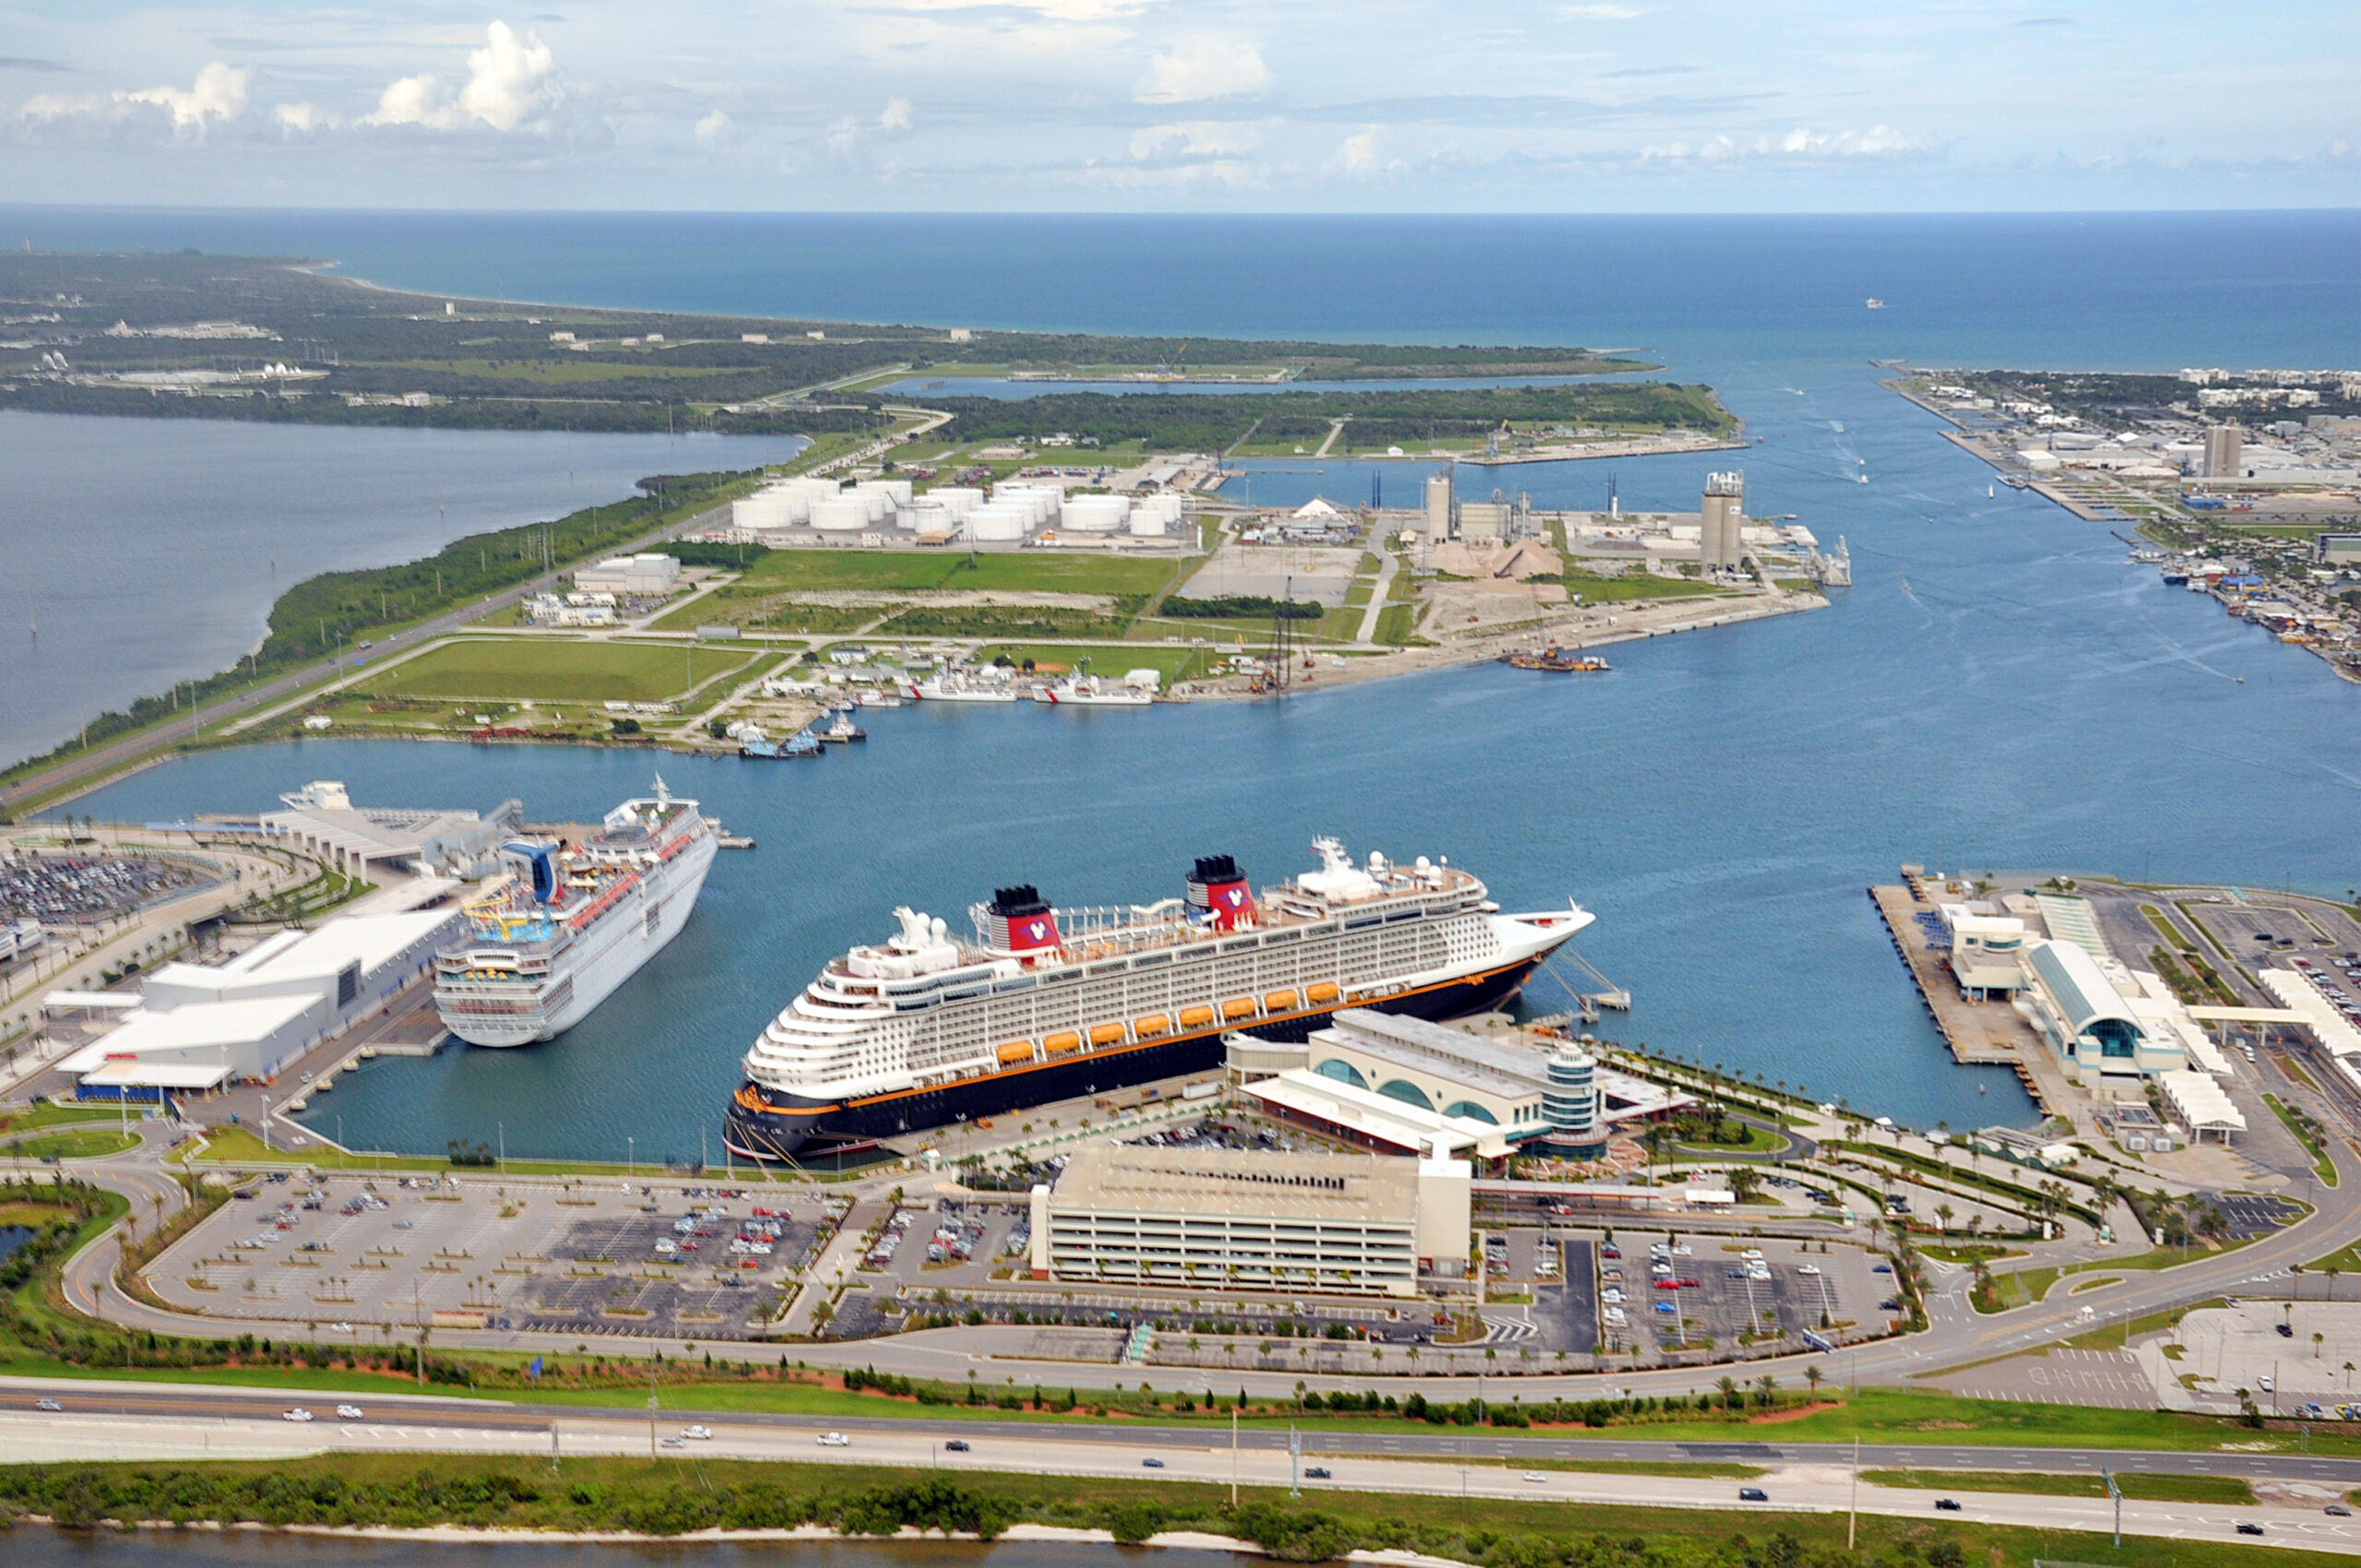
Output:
[1289, 1425, 1300, 1499]
[1231, 1406, 1240, 1507]
[1847, 1437, 1859, 1550]
[2103, 1467, 2121, 1549]
[649, 1356, 659, 1459]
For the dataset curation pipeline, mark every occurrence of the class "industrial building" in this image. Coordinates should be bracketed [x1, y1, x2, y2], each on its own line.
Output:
[574, 553, 681, 597]
[1027, 1144, 1469, 1295]
[260, 781, 521, 880]
[1700, 471, 1747, 571]
[2204, 424, 2245, 480]
[50, 909, 463, 1099]
[1940, 905, 2032, 1000]
[1424, 470, 1453, 544]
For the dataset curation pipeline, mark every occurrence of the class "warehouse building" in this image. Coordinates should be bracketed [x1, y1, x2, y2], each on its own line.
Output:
[52, 909, 463, 1099]
[2020, 937, 2190, 1083]
[1299, 1008, 1608, 1157]
[1028, 1145, 1468, 1296]
[573, 553, 681, 597]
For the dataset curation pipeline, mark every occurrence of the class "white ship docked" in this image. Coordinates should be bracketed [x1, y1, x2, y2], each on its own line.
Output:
[1034, 674, 1151, 707]
[434, 779, 718, 1047]
[723, 837, 1594, 1158]
[904, 672, 1018, 703]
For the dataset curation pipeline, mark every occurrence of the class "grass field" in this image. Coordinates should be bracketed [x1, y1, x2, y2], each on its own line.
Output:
[971, 643, 1216, 684]
[358, 638, 757, 703]
[1563, 569, 1728, 603]
[2, 1127, 139, 1159]
[2267, 1092, 2340, 1186]
[732, 549, 1182, 598]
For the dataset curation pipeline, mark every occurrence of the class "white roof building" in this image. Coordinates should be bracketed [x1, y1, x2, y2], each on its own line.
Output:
[260, 781, 520, 879]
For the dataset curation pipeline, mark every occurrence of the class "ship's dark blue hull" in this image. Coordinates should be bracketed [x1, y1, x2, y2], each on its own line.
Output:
[722, 955, 1541, 1159]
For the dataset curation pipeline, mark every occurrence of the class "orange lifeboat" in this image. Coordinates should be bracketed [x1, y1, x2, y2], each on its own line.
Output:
[1307, 981, 1341, 1004]
[1044, 1031, 1084, 1057]
[1221, 997, 1260, 1021]
[1264, 989, 1299, 1014]
[996, 1039, 1037, 1065]
[1088, 1022, 1127, 1047]
[1178, 1005, 1216, 1030]
[1134, 1014, 1171, 1039]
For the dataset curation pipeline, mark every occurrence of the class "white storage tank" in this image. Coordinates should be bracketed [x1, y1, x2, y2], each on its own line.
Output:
[847, 484, 893, 523]
[809, 497, 868, 532]
[965, 504, 1030, 540]
[897, 501, 953, 534]
[1127, 507, 1168, 537]
[1062, 493, 1130, 533]
[877, 479, 914, 506]
[995, 483, 1062, 527]
[925, 486, 984, 520]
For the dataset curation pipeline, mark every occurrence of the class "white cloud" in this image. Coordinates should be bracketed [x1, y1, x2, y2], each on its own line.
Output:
[1128, 121, 1260, 160]
[1333, 128, 1402, 179]
[1558, 4, 1650, 17]
[825, 115, 860, 154]
[879, 97, 912, 132]
[1135, 36, 1271, 104]
[694, 109, 734, 146]
[364, 21, 557, 132]
[273, 101, 339, 135]
[125, 63, 249, 133]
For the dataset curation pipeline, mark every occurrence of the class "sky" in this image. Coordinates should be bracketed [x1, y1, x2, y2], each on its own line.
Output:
[0, 2, 2355, 212]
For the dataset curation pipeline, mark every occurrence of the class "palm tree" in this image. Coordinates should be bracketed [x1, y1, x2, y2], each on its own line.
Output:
[1805, 1365, 1823, 1395]
[1934, 1203, 1954, 1234]
[1714, 1374, 1738, 1411]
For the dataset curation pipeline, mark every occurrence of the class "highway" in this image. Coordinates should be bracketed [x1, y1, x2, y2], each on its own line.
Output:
[0, 1382, 2354, 1553]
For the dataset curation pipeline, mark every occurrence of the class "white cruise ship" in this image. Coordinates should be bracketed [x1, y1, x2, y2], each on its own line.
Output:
[434, 779, 718, 1047]
[722, 837, 1592, 1158]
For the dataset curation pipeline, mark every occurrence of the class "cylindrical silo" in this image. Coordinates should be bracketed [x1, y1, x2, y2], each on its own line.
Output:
[897, 501, 951, 533]
[1062, 494, 1129, 533]
[965, 504, 1029, 540]
[810, 497, 868, 532]
[925, 486, 984, 520]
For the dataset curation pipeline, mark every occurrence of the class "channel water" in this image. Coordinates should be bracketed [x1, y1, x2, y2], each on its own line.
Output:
[45, 210, 2361, 1159]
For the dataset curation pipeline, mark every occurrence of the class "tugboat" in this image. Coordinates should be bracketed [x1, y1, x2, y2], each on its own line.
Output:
[819, 711, 867, 743]
[1500, 647, 1611, 672]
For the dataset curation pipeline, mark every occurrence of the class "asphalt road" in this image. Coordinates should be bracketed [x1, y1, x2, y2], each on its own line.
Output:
[2, 1376, 2355, 1484]
[0, 1388, 2354, 1554]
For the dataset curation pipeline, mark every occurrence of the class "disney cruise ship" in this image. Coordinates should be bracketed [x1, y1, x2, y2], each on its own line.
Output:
[434, 779, 718, 1046]
[721, 838, 1592, 1158]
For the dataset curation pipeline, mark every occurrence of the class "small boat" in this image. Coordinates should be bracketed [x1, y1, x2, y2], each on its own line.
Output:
[1501, 648, 1611, 673]
[857, 691, 903, 709]
[1987, 481, 1995, 500]
[742, 731, 825, 760]
[1866, 298, 1885, 310]
[819, 712, 867, 743]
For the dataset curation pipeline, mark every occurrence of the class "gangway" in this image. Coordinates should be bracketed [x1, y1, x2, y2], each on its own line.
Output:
[1544, 949, 1630, 1025]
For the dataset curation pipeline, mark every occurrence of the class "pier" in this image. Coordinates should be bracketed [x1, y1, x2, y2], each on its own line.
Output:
[1868, 880, 2060, 1114]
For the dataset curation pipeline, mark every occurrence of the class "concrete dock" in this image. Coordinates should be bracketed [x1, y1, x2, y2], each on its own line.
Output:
[1869, 882, 2060, 1113]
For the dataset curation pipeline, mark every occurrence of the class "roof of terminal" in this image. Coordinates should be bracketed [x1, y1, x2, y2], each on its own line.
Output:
[1050, 1144, 1419, 1225]
[1310, 1008, 1551, 1098]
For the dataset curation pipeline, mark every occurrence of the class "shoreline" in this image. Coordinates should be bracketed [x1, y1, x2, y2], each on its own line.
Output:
[34, 589, 1825, 813]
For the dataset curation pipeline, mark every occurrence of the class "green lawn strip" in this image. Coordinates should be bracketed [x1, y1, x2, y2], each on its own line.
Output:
[2307, 1241, 2361, 1277]
[2069, 1276, 2121, 1295]
[1915, 1244, 2026, 1266]
[0, 1104, 141, 1133]
[971, 643, 1210, 684]
[0, 1450, 2272, 1565]
[1, 1129, 139, 1159]
[355, 638, 756, 705]
[2266, 1093, 2340, 1187]
[2282, 1055, 2326, 1093]
[1861, 1467, 2255, 1504]
[1673, 1123, 1790, 1157]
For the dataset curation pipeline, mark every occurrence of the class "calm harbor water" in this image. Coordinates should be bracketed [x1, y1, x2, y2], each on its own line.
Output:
[42, 208, 2361, 1158]
[0, 415, 807, 768]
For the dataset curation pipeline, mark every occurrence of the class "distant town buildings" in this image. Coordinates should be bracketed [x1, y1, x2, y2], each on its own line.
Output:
[574, 552, 680, 597]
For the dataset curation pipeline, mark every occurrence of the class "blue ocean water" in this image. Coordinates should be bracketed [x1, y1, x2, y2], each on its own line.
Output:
[43, 208, 2361, 1159]
[0, 417, 806, 767]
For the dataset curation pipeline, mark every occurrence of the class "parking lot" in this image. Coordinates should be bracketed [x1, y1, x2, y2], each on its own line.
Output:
[1594, 1232, 1890, 1356]
[146, 1172, 848, 1343]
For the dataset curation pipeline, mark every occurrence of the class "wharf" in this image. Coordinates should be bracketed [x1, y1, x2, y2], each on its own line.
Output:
[1868, 883, 2058, 1113]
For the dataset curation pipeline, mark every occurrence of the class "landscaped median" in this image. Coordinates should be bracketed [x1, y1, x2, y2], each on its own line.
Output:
[0, 1453, 2292, 1566]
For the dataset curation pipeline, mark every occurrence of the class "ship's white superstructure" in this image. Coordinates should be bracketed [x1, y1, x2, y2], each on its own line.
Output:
[1034, 674, 1152, 707]
[434, 779, 717, 1047]
[724, 838, 1593, 1157]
